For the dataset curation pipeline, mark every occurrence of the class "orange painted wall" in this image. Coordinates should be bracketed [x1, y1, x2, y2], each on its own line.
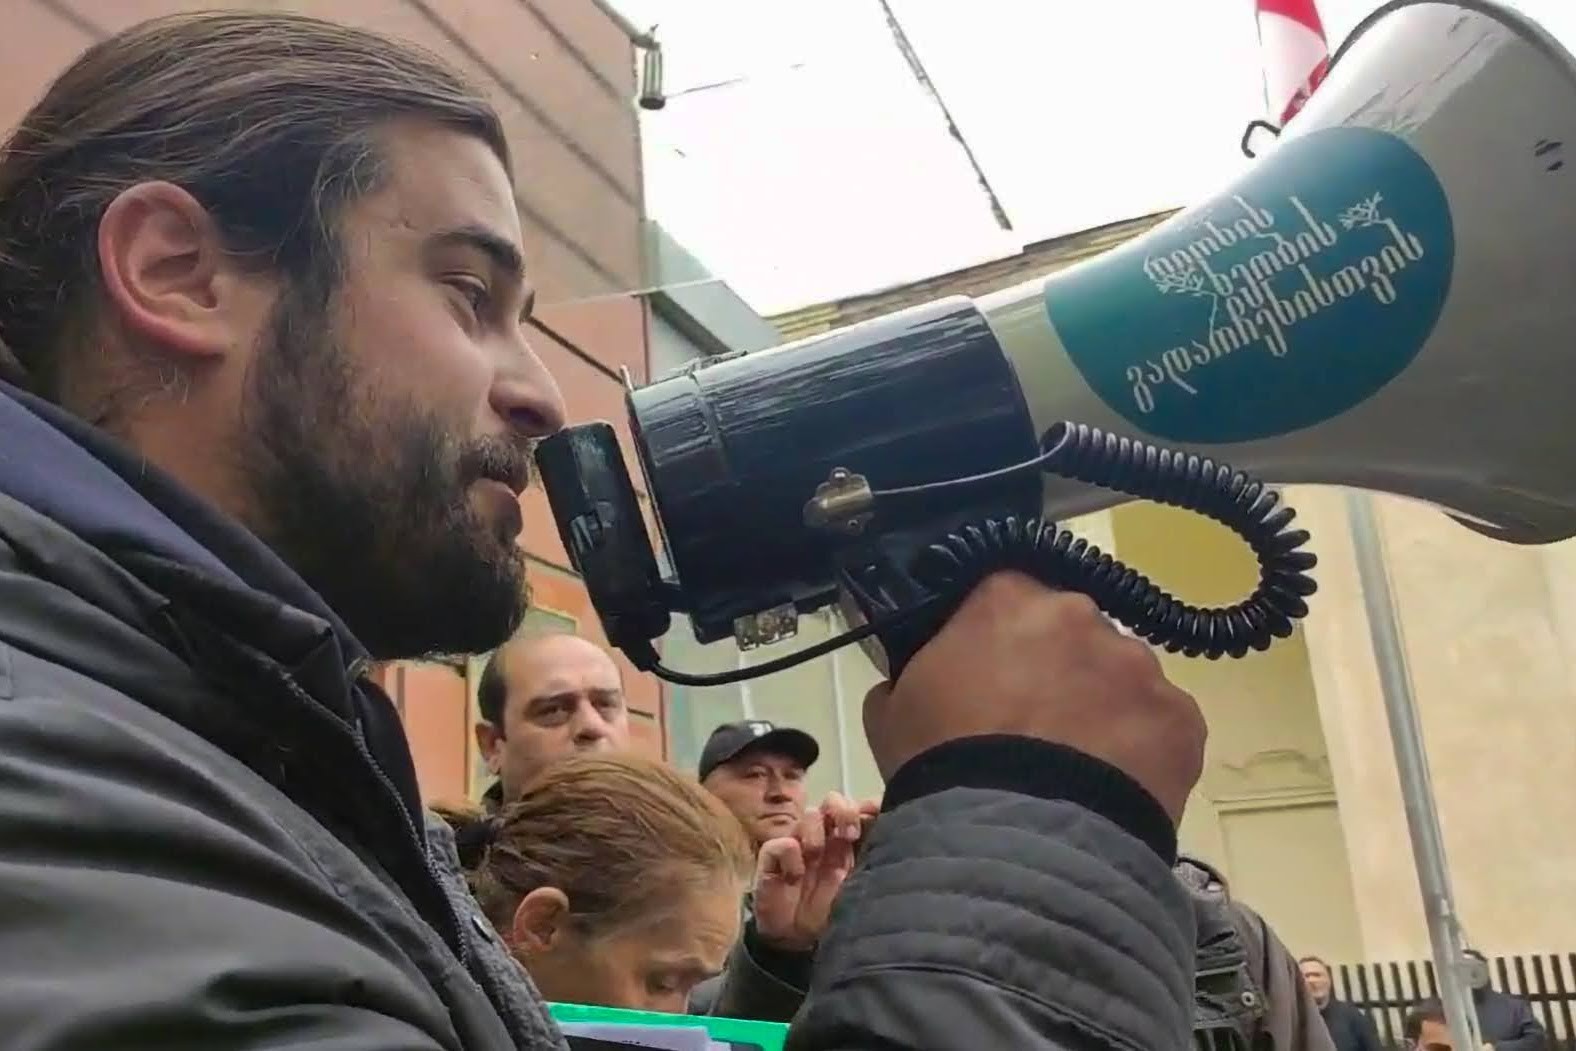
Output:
[1, 0, 660, 804]
[382, 663, 472, 806]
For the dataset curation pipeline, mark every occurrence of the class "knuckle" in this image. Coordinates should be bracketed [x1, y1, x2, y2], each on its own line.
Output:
[1182, 693, 1208, 749]
[1050, 591, 1102, 624]
[1110, 632, 1164, 678]
[973, 570, 1031, 607]
[1163, 687, 1208, 768]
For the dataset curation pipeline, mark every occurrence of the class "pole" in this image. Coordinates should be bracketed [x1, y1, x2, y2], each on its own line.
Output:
[586, 0, 656, 48]
[1344, 492, 1482, 1048]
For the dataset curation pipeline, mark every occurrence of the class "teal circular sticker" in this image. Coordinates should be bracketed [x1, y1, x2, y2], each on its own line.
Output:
[1045, 126, 1454, 443]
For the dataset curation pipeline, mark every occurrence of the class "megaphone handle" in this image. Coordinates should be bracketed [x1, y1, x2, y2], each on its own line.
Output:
[835, 522, 1091, 683]
[836, 558, 949, 681]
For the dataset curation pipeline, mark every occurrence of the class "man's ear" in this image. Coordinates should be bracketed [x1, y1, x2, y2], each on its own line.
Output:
[475, 721, 503, 775]
[95, 181, 255, 362]
[511, 887, 570, 956]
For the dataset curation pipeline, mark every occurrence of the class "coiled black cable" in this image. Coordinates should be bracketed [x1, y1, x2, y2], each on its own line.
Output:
[907, 421, 1318, 660]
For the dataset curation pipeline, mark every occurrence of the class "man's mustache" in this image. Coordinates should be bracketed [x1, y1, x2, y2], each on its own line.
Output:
[461, 437, 536, 495]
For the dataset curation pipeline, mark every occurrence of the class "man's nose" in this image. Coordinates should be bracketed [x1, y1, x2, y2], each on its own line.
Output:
[570, 704, 611, 745]
[490, 337, 567, 438]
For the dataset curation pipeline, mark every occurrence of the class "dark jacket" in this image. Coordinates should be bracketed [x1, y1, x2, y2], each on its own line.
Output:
[1474, 986, 1547, 1050]
[787, 752, 1197, 1050]
[0, 383, 1199, 1049]
[0, 384, 565, 1050]
[694, 851, 1332, 1051]
[686, 891, 817, 1023]
[1176, 857, 1334, 1051]
[1316, 1000, 1382, 1051]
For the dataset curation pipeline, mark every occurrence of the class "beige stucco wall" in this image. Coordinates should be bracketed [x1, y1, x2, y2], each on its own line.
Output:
[1293, 486, 1576, 960]
[1109, 502, 1364, 963]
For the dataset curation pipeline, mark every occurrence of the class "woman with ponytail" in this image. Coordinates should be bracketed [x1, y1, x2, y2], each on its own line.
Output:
[437, 753, 756, 1014]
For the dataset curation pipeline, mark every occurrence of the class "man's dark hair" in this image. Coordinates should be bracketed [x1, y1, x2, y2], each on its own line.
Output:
[477, 647, 509, 728]
[476, 632, 623, 730]
[0, 10, 508, 404]
[1404, 998, 1447, 1040]
[1298, 954, 1331, 970]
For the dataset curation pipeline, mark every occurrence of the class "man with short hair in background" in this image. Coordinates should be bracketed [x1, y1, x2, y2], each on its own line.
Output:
[1404, 999, 1456, 1051]
[1300, 955, 1382, 1051]
[473, 631, 630, 811]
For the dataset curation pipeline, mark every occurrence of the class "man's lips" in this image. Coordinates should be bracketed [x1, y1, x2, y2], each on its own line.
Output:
[474, 479, 526, 535]
[475, 478, 520, 500]
[478, 464, 530, 497]
[467, 438, 536, 497]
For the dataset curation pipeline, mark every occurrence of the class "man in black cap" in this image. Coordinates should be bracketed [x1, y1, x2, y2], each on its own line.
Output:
[699, 720, 820, 849]
[689, 720, 881, 1021]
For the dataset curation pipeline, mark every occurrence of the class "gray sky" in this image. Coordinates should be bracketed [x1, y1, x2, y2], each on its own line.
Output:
[614, 0, 1576, 315]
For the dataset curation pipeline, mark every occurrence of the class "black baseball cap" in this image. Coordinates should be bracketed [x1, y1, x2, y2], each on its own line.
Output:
[698, 720, 819, 782]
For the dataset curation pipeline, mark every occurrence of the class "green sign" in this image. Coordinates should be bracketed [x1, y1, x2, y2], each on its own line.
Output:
[549, 1002, 789, 1051]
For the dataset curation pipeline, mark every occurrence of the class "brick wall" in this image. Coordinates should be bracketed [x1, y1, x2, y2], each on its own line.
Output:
[0, 0, 659, 802]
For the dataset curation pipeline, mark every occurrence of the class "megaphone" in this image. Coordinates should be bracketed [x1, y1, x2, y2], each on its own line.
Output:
[536, 0, 1576, 685]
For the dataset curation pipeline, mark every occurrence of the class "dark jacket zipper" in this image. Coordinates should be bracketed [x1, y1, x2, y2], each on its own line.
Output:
[271, 663, 468, 962]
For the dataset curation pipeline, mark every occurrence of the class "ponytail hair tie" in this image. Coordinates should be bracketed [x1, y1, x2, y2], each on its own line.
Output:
[454, 814, 501, 870]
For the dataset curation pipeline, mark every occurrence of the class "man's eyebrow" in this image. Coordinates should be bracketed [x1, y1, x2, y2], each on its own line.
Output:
[525, 690, 577, 710]
[429, 224, 525, 281]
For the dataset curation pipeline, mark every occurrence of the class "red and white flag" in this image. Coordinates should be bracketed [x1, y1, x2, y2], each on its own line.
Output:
[1256, 0, 1330, 126]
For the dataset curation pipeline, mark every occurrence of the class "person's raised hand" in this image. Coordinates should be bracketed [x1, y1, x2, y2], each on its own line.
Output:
[862, 571, 1205, 824]
[752, 791, 874, 953]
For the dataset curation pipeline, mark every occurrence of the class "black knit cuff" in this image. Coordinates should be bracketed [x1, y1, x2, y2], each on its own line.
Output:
[742, 920, 813, 991]
[882, 734, 1177, 863]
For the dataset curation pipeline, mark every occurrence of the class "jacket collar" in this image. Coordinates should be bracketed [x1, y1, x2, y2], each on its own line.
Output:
[0, 382, 366, 660]
[0, 382, 420, 820]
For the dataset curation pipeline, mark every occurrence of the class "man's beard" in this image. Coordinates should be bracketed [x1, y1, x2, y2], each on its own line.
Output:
[239, 287, 532, 660]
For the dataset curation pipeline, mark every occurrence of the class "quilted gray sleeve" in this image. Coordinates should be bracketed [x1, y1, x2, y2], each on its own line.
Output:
[786, 787, 1197, 1051]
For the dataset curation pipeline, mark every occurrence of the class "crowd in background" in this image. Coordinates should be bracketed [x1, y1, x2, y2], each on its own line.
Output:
[1300, 953, 1547, 1051]
[445, 631, 1554, 1051]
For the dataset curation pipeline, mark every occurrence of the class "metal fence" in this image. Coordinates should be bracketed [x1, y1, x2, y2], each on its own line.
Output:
[1335, 953, 1576, 1049]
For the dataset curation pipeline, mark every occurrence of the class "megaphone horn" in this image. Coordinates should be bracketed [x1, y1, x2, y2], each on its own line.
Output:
[994, 0, 1576, 546]
[536, 0, 1576, 683]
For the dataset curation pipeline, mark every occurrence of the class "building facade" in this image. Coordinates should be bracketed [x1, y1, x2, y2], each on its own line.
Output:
[771, 214, 1576, 966]
[0, 0, 666, 805]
